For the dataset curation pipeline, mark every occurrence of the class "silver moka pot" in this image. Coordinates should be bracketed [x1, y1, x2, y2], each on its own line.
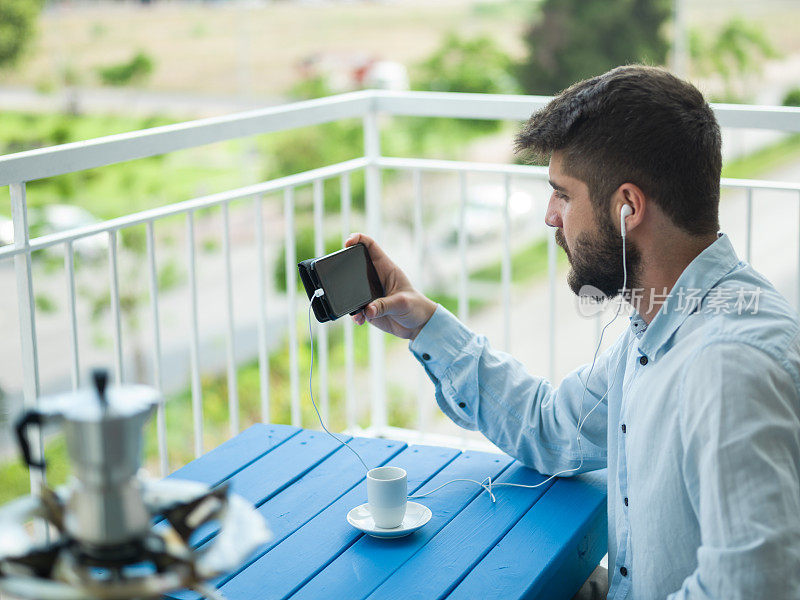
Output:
[15, 369, 159, 556]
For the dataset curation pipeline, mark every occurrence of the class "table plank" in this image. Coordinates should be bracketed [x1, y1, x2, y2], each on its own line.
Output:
[176, 428, 355, 551]
[166, 436, 407, 600]
[219, 444, 461, 600]
[256, 437, 407, 556]
[168, 423, 300, 486]
[211, 428, 353, 505]
[446, 471, 607, 600]
[290, 449, 515, 600]
[365, 463, 555, 600]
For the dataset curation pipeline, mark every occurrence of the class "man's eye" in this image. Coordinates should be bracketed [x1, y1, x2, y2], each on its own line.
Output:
[554, 191, 568, 201]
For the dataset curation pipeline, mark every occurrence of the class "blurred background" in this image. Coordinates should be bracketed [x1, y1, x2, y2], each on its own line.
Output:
[1, 0, 799, 500]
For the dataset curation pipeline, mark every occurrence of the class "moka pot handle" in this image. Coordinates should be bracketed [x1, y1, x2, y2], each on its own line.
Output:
[15, 410, 46, 470]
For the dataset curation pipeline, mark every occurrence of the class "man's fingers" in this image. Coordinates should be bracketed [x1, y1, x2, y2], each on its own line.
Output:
[345, 232, 392, 266]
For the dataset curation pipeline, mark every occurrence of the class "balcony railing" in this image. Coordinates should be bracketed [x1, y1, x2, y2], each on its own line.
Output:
[2, 90, 800, 487]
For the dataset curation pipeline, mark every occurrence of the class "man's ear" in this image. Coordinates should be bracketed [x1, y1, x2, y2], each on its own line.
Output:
[613, 183, 646, 235]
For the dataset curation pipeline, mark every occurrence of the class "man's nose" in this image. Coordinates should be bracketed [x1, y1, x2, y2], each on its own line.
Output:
[545, 196, 563, 228]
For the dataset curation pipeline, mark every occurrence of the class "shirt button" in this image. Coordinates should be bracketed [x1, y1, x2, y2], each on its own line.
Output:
[458, 401, 466, 408]
[624, 497, 628, 506]
[422, 353, 431, 361]
[639, 355, 648, 366]
[621, 424, 626, 433]
[620, 566, 628, 577]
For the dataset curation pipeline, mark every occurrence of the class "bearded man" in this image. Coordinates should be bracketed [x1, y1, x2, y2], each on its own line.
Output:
[346, 65, 800, 599]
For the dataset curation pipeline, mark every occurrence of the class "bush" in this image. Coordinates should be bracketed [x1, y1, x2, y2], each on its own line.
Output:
[414, 32, 518, 96]
[263, 121, 366, 212]
[783, 88, 800, 107]
[274, 226, 343, 293]
[289, 75, 332, 101]
[413, 32, 517, 134]
[97, 51, 155, 87]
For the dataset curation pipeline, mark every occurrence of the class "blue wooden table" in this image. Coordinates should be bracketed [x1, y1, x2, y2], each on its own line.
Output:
[164, 424, 607, 600]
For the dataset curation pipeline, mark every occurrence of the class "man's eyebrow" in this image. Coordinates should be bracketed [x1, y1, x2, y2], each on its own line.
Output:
[549, 180, 567, 192]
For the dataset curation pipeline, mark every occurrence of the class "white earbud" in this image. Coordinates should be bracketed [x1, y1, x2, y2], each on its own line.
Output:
[313, 289, 325, 298]
[620, 205, 633, 238]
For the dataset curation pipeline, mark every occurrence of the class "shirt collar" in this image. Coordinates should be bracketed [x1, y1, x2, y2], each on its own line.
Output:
[631, 233, 741, 359]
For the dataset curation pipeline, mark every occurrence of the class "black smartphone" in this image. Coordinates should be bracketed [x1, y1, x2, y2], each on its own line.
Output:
[298, 243, 385, 323]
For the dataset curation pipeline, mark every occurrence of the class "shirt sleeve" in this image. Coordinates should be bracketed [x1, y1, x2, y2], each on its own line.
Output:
[408, 304, 619, 475]
[669, 341, 800, 600]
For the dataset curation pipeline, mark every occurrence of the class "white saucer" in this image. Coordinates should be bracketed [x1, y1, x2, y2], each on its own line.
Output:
[347, 501, 432, 538]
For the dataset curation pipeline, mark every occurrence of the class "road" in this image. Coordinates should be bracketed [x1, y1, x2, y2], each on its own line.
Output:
[0, 84, 284, 119]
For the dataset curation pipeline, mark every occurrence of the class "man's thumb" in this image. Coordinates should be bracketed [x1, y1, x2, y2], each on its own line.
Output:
[366, 296, 401, 319]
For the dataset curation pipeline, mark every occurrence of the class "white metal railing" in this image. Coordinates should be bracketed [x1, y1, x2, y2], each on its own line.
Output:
[2, 91, 800, 486]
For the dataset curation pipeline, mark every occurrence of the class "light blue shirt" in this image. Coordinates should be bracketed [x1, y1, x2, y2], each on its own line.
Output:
[409, 233, 800, 599]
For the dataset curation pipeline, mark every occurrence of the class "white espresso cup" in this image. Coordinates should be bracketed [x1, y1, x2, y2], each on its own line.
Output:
[367, 466, 408, 528]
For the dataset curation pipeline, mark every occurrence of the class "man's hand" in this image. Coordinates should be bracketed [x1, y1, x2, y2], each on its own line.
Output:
[345, 233, 437, 340]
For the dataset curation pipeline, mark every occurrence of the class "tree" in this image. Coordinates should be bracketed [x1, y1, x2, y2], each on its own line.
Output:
[0, 0, 44, 70]
[518, 0, 672, 95]
[690, 17, 779, 103]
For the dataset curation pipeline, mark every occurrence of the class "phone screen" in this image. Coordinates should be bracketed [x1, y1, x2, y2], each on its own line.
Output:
[313, 244, 383, 317]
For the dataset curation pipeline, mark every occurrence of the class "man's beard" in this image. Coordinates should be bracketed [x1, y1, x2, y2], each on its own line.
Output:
[555, 213, 641, 298]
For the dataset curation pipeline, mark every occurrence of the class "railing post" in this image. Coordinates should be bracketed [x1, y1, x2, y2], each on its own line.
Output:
[284, 188, 301, 427]
[363, 106, 386, 432]
[108, 230, 123, 384]
[458, 171, 469, 323]
[341, 174, 356, 432]
[186, 212, 204, 457]
[11, 182, 43, 492]
[745, 187, 753, 265]
[502, 173, 512, 352]
[222, 202, 240, 436]
[548, 231, 557, 383]
[146, 221, 168, 476]
[413, 169, 429, 434]
[255, 196, 271, 424]
[64, 241, 80, 391]
[313, 178, 330, 423]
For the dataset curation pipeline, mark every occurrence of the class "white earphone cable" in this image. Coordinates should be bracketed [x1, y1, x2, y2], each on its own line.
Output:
[308, 218, 632, 502]
[308, 300, 370, 472]
[411, 221, 633, 500]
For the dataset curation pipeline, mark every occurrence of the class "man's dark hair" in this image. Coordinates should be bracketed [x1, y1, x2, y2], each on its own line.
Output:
[516, 65, 721, 236]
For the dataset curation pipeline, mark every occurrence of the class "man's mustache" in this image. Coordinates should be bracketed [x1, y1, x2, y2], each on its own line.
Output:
[555, 229, 570, 257]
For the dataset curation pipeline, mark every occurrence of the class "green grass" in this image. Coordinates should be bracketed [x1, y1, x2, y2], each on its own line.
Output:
[0, 111, 247, 221]
[721, 133, 800, 180]
[471, 238, 567, 284]
[0, 437, 71, 505]
[429, 293, 489, 314]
